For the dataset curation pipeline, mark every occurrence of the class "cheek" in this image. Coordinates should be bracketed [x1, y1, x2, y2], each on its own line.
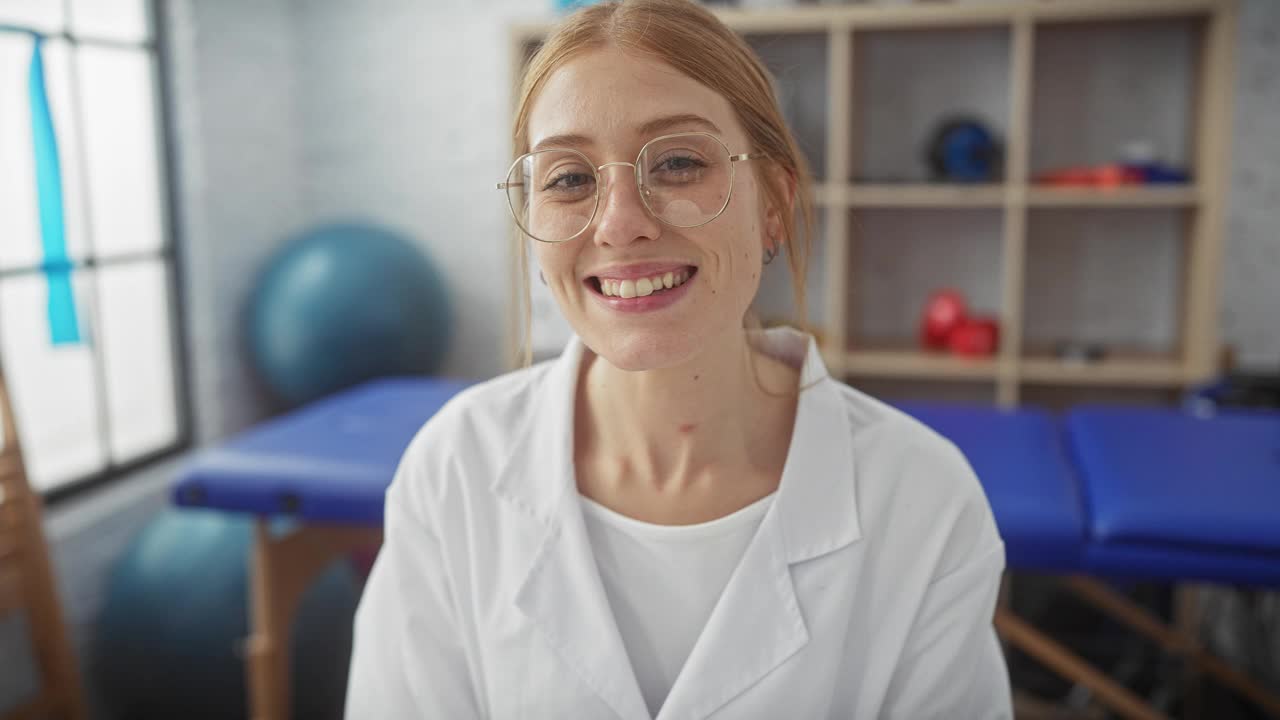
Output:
[706, 210, 764, 302]
[534, 243, 576, 287]
[693, 235, 756, 327]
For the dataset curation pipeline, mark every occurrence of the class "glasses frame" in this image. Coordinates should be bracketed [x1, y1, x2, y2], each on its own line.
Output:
[497, 131, 765, 244]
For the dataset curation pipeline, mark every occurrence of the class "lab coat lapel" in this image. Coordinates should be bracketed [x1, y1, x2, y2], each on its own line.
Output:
[655, 331, 862, 720]
[514, 491, 653, 720]
[654, 506, 806, 720]
[501, 337, 652, 720]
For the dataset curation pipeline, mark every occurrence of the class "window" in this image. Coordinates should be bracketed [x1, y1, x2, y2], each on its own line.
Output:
[0, 0, 187, 499]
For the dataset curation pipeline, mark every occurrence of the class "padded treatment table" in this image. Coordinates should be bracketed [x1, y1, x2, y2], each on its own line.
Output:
[173, 376, 472, 720]
[175, 383, 1280, 720]
[1068, 405, 1280, 587]
[902, 402, 1280, 720]
[1064, 406, 1280, 718]
[895, 403, 1087, 573]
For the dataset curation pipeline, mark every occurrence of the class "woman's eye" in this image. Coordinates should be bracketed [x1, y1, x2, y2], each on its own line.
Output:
[656, 155, 704, 173]
[544, 172, 594, 192]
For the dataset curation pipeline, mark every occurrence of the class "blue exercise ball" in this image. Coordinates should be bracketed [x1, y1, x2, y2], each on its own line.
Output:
[94, 510, 360, 720]
[246, 222, 452, 408]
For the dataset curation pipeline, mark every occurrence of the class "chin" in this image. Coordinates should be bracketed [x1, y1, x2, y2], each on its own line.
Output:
[582, 326, 704, 372]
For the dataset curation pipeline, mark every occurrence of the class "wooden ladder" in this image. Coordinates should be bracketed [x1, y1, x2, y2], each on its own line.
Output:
[0, 360, 85, 720]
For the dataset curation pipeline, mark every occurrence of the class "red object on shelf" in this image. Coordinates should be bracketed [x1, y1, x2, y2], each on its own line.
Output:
[1035, 164, 1145, 187]
[949, 316, 1000, 357]
[921, 289, 968, 350]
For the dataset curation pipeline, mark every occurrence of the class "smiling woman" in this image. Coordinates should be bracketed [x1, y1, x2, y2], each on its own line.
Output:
[346, 1, 1012, 718]
[508, 2, 815, 370]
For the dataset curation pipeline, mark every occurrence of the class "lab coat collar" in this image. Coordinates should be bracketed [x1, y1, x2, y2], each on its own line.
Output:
[495, 327, 861, 720]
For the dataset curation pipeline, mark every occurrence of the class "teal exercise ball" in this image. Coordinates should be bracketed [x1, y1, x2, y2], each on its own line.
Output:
[246, 223, 452, 408]
[94, 510, 360, 720]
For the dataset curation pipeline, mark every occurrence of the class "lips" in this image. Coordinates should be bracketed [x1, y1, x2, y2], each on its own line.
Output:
[584, 265, 698, 313]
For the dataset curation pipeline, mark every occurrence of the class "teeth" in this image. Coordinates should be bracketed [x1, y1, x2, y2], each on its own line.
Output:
[599, 269, 692, 297]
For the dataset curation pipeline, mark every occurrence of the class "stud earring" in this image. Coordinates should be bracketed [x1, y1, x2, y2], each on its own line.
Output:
[762, 243, 778, 266]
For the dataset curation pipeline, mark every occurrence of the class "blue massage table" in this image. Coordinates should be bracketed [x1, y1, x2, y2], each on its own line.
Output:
[173, 376, 471, 720]
[899, 402, 1280, 720]
[174, 378, 1280, 720]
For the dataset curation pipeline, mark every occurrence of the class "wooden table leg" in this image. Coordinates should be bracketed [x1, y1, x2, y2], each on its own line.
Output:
[996, 609, 1169, 720]
[1066, 576, 1280, 718]
[1175, 585, 1203, 720]
[245, 521, 382, 720]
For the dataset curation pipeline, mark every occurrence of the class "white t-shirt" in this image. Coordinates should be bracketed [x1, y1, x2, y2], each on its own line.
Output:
[579, 491, 777, 719]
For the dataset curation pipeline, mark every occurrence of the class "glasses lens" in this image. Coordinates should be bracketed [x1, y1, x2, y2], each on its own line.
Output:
[507, 150, 597, 243]
[638, 133, 733, 228]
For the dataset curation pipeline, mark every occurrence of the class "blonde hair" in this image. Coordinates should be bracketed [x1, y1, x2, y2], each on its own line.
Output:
[510, 0, 815, 367]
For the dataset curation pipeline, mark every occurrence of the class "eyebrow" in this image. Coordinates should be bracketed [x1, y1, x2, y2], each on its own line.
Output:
[529, 113, 724, 153]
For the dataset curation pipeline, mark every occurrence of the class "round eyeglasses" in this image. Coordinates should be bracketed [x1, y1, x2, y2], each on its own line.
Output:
[497, 131, 764, 244]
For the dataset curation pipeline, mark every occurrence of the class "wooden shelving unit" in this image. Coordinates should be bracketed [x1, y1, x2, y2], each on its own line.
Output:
[1026, 186, 1201, 208]
[838, 347, 1000, 381]
[845, 183, 1007, 207]
[508, 0, 1236, 406]
[1020, 352, 1186, 386]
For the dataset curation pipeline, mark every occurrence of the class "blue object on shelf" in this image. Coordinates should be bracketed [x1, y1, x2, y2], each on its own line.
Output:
[927, 117, 1002, 183]
[1131, 163, 1191, 184]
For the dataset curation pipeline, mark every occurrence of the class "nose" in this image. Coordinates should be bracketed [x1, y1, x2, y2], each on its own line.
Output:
[591, 162, 662, 248]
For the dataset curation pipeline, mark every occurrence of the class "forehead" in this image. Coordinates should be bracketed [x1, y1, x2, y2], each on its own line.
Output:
[526, 45, 744, 154]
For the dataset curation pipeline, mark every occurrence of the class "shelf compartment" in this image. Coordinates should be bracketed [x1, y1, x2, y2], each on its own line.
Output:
[1022, 207, 1188, 361]
[849, 208, 1005, 347]
[1029, 17, 1202, 181]
[745, 32, 829, 180]
[853, 25, 1011, 184]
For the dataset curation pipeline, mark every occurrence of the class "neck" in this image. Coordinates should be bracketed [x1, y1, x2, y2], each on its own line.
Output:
[575, 327, 799, 497]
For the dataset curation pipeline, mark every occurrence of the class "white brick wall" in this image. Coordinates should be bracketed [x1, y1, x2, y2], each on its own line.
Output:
[1222, 0, 1280, 367]
[168, 0, 307, 444]
[295, 0, 547, 378]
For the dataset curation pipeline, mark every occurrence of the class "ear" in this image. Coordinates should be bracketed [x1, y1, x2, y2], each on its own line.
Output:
[762, 164, 798, 249]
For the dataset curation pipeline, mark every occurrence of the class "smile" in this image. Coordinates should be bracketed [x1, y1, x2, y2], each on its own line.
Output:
[594, 268, 693, 298]
[585, 266, 698, 313]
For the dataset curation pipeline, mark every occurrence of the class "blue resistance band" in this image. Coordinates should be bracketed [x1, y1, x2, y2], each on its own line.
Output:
[28, 35, 81, 345]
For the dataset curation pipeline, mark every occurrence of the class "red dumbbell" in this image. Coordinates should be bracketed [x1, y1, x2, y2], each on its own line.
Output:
[949, 316, 1001, 357]
[921, 289, 968, 351]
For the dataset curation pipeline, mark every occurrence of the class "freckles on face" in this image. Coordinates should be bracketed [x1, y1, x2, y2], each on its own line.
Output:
[524, 46, 772, 369]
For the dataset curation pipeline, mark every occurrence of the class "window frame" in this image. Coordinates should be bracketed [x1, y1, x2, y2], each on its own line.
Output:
[0, 0, 194, 505]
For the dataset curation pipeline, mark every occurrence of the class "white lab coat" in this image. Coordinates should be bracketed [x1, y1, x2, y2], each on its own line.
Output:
[346, 328, 1012, 720]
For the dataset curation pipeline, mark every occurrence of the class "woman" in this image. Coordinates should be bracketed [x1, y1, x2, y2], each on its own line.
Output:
[346, 1, 1011, 717]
